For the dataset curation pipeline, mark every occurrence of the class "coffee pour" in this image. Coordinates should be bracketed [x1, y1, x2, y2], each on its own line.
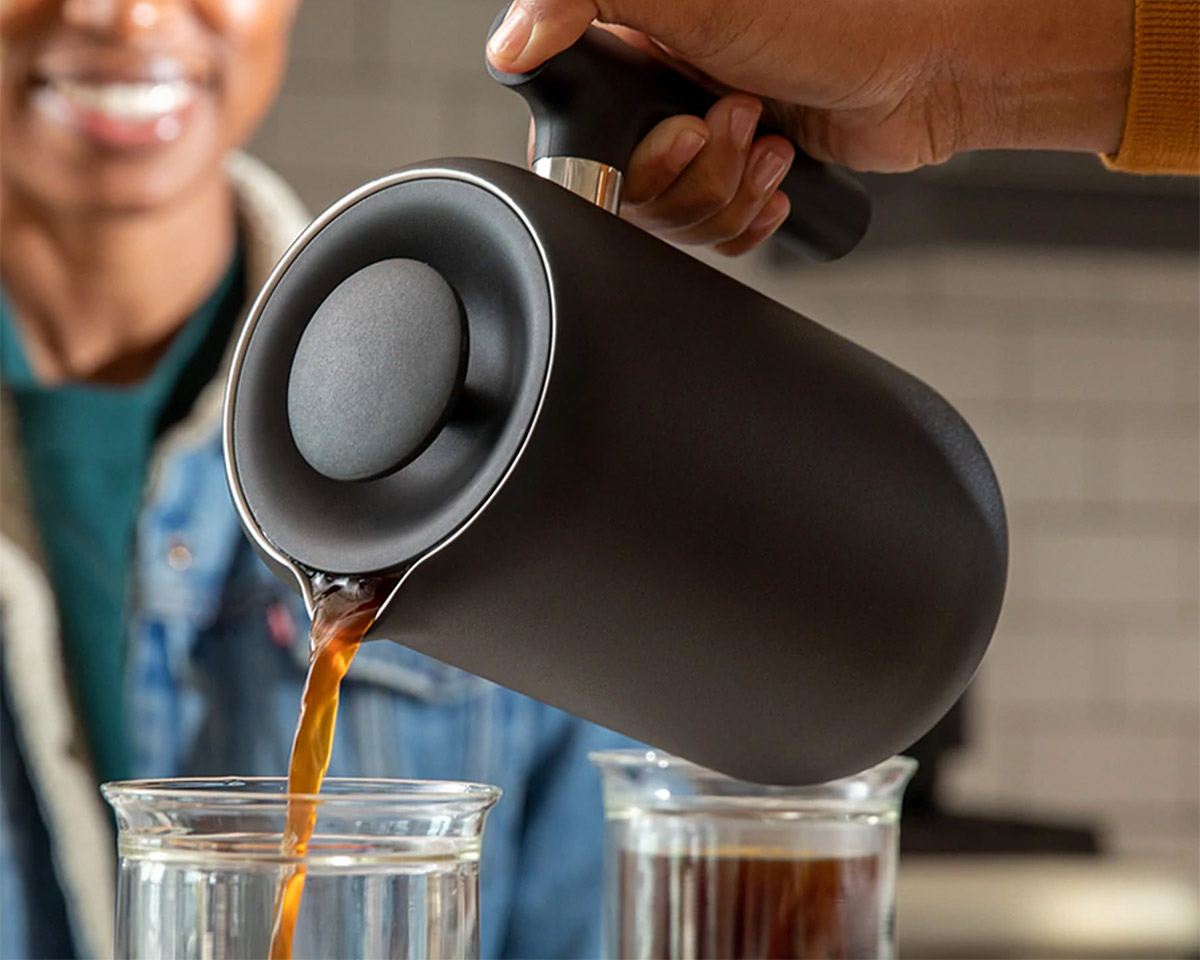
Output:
[223, 13, 1007, 787]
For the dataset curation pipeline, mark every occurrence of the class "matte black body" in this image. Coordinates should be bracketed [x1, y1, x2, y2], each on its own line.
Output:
[227, 159, 1007, 786]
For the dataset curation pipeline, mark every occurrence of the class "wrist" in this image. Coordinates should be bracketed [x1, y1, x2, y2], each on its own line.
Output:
[933, 0, 1134, 155]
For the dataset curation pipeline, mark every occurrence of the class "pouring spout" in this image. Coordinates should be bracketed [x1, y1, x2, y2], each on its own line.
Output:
[295, 570, 408, 643]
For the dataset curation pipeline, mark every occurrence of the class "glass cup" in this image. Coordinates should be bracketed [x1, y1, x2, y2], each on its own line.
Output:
[590, 751, 916, 960]
[101, 777, 501, 960]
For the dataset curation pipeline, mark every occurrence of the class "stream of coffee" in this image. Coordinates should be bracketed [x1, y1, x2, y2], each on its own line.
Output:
[268, 575, 396, 960]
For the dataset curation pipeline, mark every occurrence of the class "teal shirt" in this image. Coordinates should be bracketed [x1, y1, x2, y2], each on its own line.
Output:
[0, 250, 244, 783]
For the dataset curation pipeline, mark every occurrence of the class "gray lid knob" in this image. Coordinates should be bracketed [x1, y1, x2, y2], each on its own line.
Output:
[287, 259, 466, 482]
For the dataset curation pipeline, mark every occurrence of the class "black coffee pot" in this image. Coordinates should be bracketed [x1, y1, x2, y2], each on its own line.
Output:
[223, 16, 1007, 785]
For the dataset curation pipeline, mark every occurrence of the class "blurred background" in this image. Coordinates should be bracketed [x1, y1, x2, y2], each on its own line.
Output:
[249, 0, 1199, 955]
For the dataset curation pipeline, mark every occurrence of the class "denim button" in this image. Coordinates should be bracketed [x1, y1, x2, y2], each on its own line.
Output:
[166, 539, 193, 571]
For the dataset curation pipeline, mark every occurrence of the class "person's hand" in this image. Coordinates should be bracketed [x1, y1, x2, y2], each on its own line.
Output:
[524, 84, 797, 257]
[490, 0, 1133, 253]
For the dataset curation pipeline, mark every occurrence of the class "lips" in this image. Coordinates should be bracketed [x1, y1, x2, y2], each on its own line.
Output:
[30, 64, 205, 149]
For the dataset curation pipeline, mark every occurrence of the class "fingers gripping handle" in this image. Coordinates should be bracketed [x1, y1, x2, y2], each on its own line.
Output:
[485, 8, 871, 261]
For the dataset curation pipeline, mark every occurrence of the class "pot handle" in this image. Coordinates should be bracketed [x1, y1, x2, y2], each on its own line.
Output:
[486, 8, 871, 261]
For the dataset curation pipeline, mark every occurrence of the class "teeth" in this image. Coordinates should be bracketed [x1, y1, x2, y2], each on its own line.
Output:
[51, 78, 194, 121]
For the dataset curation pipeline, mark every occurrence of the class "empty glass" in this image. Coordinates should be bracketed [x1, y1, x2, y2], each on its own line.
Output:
[590, 751, 916, 960]
[102, 777, 500, 960]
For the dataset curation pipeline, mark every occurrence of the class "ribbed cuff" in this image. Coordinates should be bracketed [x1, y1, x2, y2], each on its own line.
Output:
[1104, 0, 1199, 174]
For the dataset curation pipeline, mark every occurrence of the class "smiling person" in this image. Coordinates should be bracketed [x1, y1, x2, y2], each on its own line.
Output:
[0, 3, 631, 958]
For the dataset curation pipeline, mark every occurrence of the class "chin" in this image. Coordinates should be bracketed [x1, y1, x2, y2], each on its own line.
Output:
[5, 145, 225, 217]
[84, 156, 223, 214]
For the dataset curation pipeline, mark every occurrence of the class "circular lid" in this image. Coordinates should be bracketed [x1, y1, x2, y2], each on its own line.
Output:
[227, 173, 552, 576]
[287, 259, 466, 482]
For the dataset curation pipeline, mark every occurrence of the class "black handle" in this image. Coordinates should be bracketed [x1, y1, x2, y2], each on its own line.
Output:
[486, 9, 870, 261]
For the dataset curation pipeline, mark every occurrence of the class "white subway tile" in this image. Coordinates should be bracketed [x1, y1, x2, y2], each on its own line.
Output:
[1120, 634, 1200, 706]
[940, 732, 1032, 808]
[1028, 731, 1188, 807]
[1180, 539, 1199, 615]
[845, 326, 1006, 401]
[289, 0, 356, 64]
[1003, 524, 1041, 607]
[1023, 531, 1184, 606]
[982, 630, 1102, 704]
[1093, 633, 1134, 702]
[350, 0, 407, 69]
[791, 295, 918, 345]
[386, 0, 511, 71]
[268, 163, 386, 213]
[987, 428, 1095, 503]
[435, 84, 528, 164]
[1029, 331, 1181, 404]
[1113, 432, 1200, 504]
[1114, 253, 1200, 307]
[1180, 731, 1199, 803]
[936, 250, 1126, 305]
[1176, 336, 1199, 404]
[268, 91, 443, 171]
[986, 294, 1197, 339]
[1108, 305, 1200, 353]
[768, 252, 936, 300]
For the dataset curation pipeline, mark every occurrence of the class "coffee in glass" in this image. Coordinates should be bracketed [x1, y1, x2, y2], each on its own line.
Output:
[591, 751, 915, 960]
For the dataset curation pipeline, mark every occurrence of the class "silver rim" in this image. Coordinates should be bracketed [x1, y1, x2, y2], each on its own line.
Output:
[222, 164, 559, 619]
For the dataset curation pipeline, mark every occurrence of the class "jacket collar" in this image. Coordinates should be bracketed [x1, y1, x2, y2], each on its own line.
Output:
[151, 152, 312, 463]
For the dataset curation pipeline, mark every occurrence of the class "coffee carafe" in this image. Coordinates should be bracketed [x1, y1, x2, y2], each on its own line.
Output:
[223, 15, 1007, 786]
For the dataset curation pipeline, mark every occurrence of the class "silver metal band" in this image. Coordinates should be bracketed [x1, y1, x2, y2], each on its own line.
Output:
[532, 157, 623, 214]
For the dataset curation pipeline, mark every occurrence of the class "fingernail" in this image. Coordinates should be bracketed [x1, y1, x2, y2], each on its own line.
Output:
[750, 149, 789, 192]
[667, 129, 708, 169]
[488, 3, 533, 61]
[729, 103, 761, 149]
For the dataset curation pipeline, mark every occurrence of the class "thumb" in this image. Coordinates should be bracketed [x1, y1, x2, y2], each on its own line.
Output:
[486, 0, 601, 74]
[484, 0, 798, 104]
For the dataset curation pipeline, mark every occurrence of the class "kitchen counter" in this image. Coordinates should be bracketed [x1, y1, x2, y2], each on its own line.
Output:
[898, 856, 1200, 959]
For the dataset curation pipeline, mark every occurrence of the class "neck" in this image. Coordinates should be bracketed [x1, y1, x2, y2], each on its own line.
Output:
[0, 175, 236, 384]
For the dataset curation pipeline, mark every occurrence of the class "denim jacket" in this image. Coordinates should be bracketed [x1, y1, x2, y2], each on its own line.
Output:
[0, 154, 630, 960]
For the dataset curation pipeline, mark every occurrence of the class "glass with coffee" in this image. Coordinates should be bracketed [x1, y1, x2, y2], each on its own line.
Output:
[102, 777, 500, 959]
[590, 751, 916, 960]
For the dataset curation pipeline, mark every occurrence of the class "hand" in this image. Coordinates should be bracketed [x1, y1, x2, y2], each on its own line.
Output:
[526, 87, 796, 256]
[493, 0, 1133, 253]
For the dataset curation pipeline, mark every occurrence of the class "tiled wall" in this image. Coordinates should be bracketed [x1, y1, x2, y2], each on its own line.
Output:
[252, 0, 1200, 877]
[252, 0, 531, 214]
[716, 248, 1199, 879]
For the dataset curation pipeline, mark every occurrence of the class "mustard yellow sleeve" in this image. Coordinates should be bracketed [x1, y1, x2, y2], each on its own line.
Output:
[1105, 0, 1199, 174]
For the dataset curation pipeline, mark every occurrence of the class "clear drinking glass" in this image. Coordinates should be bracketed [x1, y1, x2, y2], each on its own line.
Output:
[590, 751, 916, 960]
[101, 777, 500, 960]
